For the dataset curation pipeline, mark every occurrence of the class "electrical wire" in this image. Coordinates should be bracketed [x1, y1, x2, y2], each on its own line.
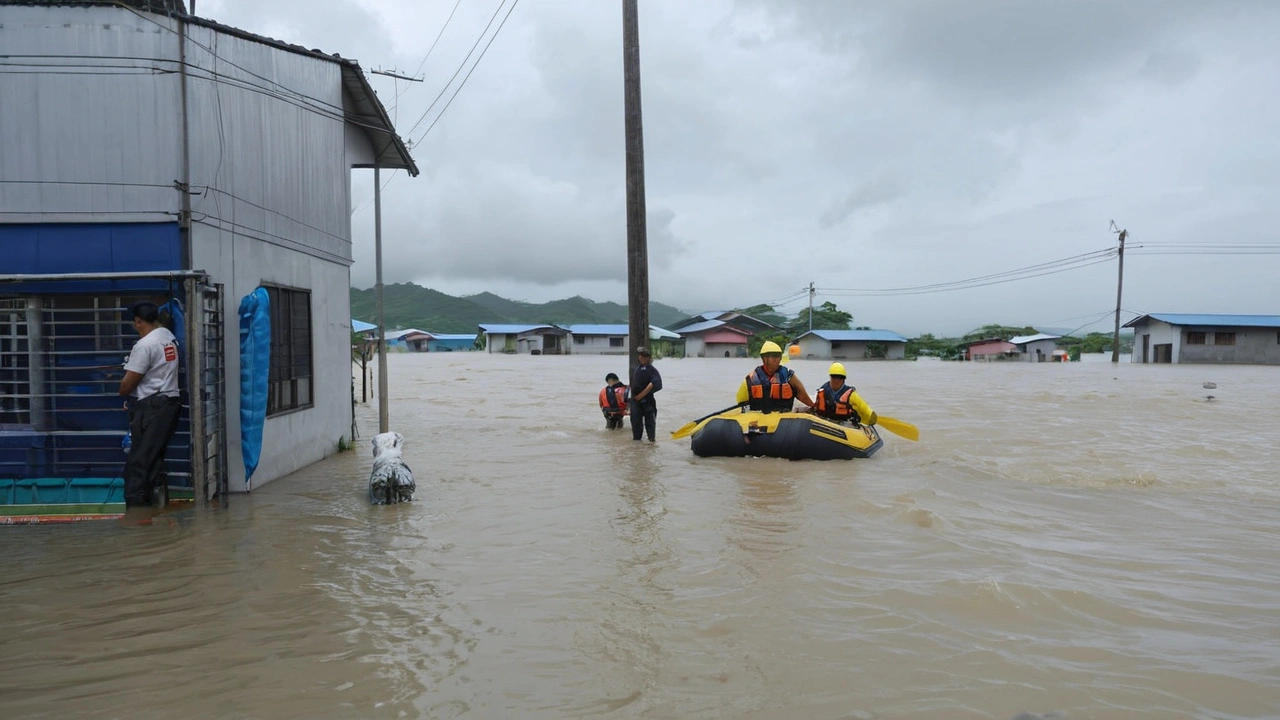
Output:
[402, 0, 512, 141]
[412, 0, 521, 145]
[398, 0, 465, 104]
[823, 248, 1117, 296]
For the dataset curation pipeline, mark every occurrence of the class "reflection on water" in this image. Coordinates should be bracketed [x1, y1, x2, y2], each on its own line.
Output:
[1, 354, 1278, 719]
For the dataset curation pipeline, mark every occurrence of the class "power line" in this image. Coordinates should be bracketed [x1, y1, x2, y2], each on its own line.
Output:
[402, 0, 512, 141]
[823, 248, 1116, 296]
[412, 0, 521, 146]
[398, 0, 465, 104]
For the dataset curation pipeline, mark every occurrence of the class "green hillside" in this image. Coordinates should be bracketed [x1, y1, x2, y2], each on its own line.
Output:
[350, 283, 690, 333]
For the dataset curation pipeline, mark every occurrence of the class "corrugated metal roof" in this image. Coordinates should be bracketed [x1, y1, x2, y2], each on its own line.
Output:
[385, 328, 429, 340]
[351, 319, 376, 332]
[799, 329, 909, 343]
[560, 324, 682, 339]
[1124, 313, 1280, 329]
[676, 319, 728, 335]
[478, 324, 552, 334]
[564, 324, 629, 335]
[1009, 333, 1061, 345]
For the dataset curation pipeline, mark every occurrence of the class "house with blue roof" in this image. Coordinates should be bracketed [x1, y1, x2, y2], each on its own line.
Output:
[1122, 314, 1280, 364]
[793, 329, 910, 360]
[426, 334, 477, 352]
[477, 324, 568, 354]
[564, 324, 682, 356]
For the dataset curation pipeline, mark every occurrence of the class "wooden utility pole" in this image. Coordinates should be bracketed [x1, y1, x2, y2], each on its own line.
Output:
[622, 0, 650, 374]
[1111, 223, 1127, 363]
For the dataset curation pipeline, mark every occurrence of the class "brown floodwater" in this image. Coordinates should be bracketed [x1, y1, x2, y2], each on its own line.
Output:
[1, 353, 1277, 719]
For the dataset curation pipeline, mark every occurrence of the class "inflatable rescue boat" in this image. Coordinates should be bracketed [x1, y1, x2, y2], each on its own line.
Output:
[689, 409, 883, 460]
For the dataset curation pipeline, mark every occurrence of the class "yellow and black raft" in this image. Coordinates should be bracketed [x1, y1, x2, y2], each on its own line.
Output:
[687, 409, 883, 460]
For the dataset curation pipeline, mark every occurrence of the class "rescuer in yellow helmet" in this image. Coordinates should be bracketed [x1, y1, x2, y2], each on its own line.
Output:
[811, 361, 877, 426]
[735, 340, 815, 413]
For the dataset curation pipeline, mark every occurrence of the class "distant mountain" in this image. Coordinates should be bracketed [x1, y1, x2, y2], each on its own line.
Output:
[350, 283, 690, 333]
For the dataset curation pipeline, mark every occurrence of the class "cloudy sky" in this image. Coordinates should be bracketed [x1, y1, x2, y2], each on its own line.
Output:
[202, 0, 1279, 336]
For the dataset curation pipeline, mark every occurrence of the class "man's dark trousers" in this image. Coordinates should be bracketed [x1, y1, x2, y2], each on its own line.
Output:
[630, 398, 656, 441]
[123, 394, 182, 506]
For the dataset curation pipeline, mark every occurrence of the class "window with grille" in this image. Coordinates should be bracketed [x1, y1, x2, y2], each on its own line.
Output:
[1214, 332, 1235, 346]
[609, 337, 624, 347]
[0, 299, 30, 428]
[1186, 332, 1206, 345]
[574, 335, 585, 345]
[265, 286, 313, 415]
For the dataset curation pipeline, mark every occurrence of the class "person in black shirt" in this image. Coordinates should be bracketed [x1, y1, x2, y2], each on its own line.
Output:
[629, 347, 662, 442]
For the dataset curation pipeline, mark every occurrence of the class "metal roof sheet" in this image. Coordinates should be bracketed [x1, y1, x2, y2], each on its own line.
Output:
[1123, 313, 1280, 329]
[676, 319, 729, 335]
[351, 319, 377, 332]
[564, 324, 629, 335]
[478, 324, 553, 334]
[1008, 333, 1061, 345]
[429, 334, 476, 341]
[384, 328, 429, 340]
[799, 329, 909, 343]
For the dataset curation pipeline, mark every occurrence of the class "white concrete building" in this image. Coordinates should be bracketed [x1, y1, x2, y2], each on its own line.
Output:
[0, 0, 416, 505]
[793, 330, 909, 360]
[1123, 314, 1280, 364]
[1008, 334, 1062, 362]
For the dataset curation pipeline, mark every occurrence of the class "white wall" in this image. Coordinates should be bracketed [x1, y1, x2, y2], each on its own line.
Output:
[570, 336, 627, 354]
[194, 227, 352, 491]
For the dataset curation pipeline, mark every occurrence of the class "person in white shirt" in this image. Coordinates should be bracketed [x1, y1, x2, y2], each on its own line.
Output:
[118, 301, 182, 507]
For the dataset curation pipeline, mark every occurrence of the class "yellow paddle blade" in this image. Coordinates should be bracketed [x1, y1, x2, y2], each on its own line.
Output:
[877, 416, 919, 442]
[670, 421, 703, 440]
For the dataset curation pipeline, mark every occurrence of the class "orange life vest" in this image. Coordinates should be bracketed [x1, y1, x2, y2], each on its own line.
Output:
[600, 385, 628, 414]
[746, 366, 794, 413]
[815, 382, 858, 422]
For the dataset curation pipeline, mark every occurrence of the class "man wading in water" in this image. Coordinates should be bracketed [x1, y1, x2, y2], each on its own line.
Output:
[118, 301, 183, 509]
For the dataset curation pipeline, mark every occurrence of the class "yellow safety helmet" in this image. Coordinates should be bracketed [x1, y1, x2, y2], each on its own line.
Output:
[828, 362, 847, 377]
[759, 340, 783, 356]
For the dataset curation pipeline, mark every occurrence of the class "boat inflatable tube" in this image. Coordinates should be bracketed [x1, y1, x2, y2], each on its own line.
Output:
[690, 410, 883, 460]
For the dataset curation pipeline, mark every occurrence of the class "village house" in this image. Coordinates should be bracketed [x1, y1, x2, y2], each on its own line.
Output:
[677, 320, 753, 358]
[792, 329, 910, 360]
[426, 334, 478, 352]
[384, 329, 432, 352]
[478, 324, 569, 355]
[0, 0, 415, 514]
[1123, 313, 1280, 365]
[1008, 333, 1064, 362]
[563, 324, 681, 356]
[965, 338, 1017, 361]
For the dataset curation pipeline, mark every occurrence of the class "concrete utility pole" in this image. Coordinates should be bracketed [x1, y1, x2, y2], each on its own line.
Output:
[1111, 222, 1127, 364]
[808, 281, 815, 332]
[622, 0, 650, 375]
[374, 166, 389, 433]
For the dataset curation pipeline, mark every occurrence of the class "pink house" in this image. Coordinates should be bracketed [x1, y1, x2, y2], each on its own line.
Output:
[966, 338, 1016, 361]
[678, 320, 752, 358]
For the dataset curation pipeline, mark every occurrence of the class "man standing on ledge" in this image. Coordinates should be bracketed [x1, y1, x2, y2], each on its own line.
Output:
[629, 346, 662, 443]
[118, 301, 183, 507]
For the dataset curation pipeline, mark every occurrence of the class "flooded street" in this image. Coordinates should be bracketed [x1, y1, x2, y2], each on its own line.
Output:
[2, 353, 1278, 719]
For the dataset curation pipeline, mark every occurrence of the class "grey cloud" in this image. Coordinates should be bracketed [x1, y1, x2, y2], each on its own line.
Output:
[207, 0, 1279, 336]
[819, 174, 903, 228]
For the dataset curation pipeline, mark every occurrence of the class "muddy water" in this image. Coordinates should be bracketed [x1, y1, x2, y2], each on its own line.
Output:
[1, 354, 1278, 719]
